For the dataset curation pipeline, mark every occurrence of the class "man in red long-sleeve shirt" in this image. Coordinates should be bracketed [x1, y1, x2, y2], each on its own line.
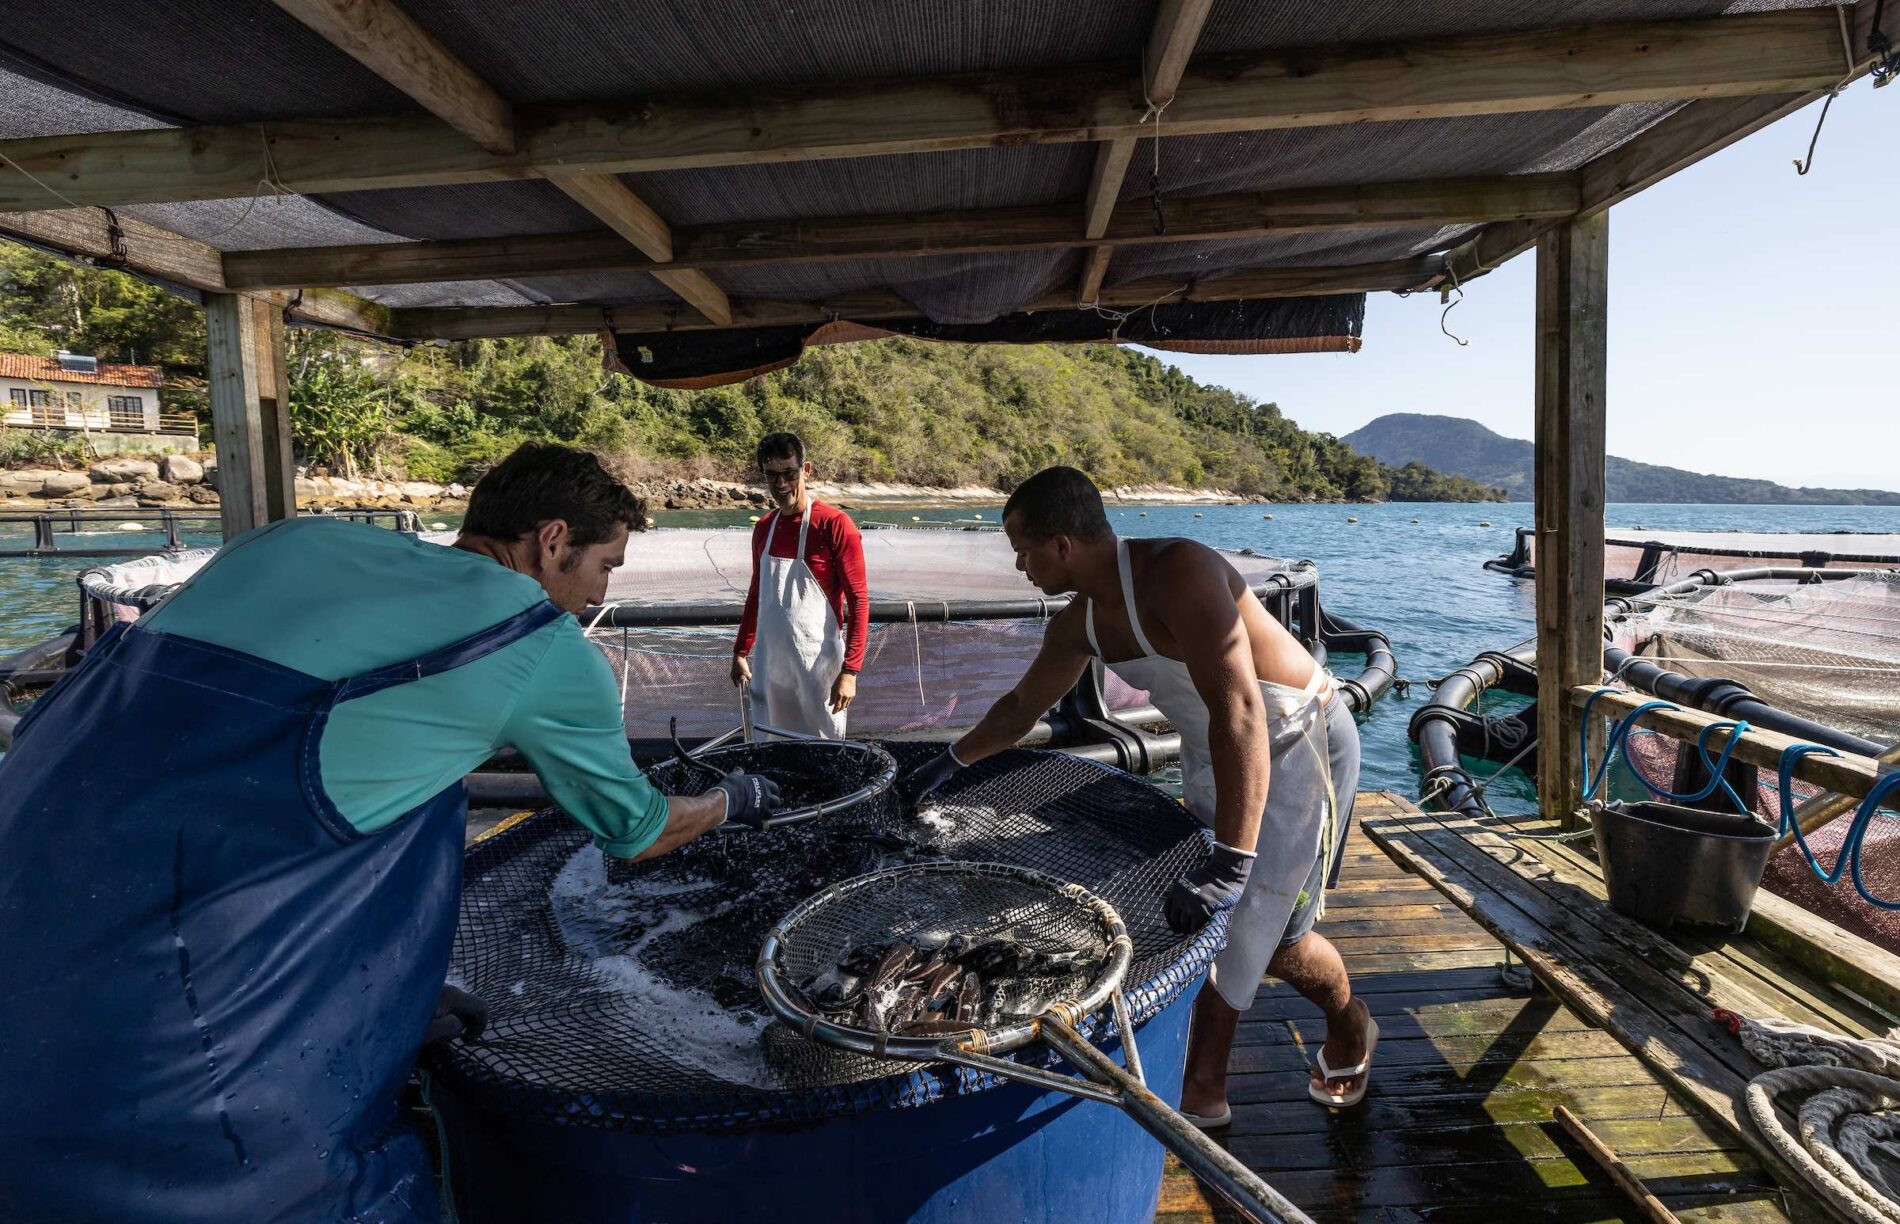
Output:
[730, 432, 869, 738]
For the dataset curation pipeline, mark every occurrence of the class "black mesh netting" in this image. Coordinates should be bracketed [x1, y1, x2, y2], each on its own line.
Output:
[642, 739, 899, 826]
[586, 621, 1155, 740]
[424, 743, 1223, 1133]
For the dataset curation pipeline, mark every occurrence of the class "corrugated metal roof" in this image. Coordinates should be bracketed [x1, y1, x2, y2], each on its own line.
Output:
[0, 353, 166, 388]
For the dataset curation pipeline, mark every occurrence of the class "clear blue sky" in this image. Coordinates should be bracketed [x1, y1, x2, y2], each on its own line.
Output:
[1140, 85, 1898, 492]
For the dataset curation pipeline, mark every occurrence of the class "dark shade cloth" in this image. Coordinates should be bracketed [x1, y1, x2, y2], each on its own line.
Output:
[609, 295, 1367, 388]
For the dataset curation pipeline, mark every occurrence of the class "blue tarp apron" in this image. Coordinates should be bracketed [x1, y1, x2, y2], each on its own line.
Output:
[0, 599, 562, 1222]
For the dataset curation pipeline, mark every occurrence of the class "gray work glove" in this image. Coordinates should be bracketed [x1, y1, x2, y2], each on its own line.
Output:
[1165, 842, 1255, 934]
[900, 748, 965, 809]
[423, 984, 489, 1045]
[715, 769, 781, 831]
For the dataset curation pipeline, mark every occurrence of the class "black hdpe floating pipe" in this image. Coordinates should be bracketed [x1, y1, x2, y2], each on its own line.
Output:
[1408, 641, 1538, 820]
[1410, 566, 1886, 818]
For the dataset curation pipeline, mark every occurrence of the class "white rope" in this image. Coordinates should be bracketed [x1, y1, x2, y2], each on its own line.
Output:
[1731, 1012, 1900, 1223]
[907, 601, 927, 708]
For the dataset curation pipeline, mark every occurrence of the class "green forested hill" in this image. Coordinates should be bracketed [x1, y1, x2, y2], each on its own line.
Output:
[1345, 413, 1900, 505]
[0, 244, 1504, 501]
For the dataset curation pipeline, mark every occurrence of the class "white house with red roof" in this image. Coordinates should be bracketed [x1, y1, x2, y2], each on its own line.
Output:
[0, 352, 194, 450]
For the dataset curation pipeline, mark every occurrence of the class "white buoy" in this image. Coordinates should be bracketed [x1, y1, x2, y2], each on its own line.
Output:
[749, 515, 761, 523]
[1193, 512, 1203, 518]
[1139, 512, 1147, 517]
[911, 516, 921, 522]
[1479, 520, 1491, 527]
[430, 521, 448, 530]
[116, 522, 145, 532]
[1347, 516, 1359, 523]
[1264, 514, 1273, 520]
[1411, 518, 1421, 524]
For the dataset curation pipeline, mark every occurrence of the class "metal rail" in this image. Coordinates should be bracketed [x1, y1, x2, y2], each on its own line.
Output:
[0, 507, 422, 559]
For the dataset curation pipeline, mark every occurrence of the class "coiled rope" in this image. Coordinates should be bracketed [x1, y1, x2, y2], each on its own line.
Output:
[1717, 1009, 1900, 1224]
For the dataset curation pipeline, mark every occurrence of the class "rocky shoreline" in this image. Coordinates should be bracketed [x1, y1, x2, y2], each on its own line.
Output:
[0, 461, 1285, 515]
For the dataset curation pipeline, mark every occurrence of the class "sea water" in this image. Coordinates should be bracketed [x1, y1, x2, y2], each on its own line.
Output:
[8, 501, 1900, 812]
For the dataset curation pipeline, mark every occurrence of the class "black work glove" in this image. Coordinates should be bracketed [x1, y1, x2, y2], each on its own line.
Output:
[423, 984, 488, 1045]
[900, 748, 965, 808]
[1165, 842, 1255, 934]
[715, 769, 781, 831]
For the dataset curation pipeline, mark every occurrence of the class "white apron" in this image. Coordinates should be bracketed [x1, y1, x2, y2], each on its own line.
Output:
[1085, 539, 1337, 1012]
[749, 506, 848, 739]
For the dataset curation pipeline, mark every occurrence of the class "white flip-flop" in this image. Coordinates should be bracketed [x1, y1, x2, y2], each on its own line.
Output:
[1180, 1105, 1232, 1129]
[1308, 1015, 1379, 1108]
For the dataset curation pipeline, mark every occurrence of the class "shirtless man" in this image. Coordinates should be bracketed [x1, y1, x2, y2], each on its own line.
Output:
[901, 466, 1372, 1118]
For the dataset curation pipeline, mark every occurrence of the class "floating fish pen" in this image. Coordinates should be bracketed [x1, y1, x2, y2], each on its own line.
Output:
[425, 745, 1226, 1223]
[1485, 526, 1900, 593]
[1413, 566, 1900, 951]
[4, 528, 1396, 767]
[0, 506, 421, 558]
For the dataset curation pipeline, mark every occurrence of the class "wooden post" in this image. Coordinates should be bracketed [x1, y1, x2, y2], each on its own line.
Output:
[206, 293, 296, 539]
[1534, 216, 1608, 825]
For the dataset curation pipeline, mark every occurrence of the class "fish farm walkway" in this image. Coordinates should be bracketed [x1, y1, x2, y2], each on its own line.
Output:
[1159, 791, 1790, 1223]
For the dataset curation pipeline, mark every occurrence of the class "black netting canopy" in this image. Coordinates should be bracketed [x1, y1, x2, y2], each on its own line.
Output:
[423, 744, 1226, 1133]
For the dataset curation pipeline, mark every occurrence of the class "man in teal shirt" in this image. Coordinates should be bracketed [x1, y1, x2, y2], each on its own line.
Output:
[0, 443, 776, 1222]
[145, 444, 766, 855]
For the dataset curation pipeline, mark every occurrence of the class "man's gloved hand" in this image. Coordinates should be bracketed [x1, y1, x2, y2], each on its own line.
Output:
[900, 748, 965, 808]
[715, 769, 781, 830]
[423, 984, 489, 1045]
[1165, 842, 1256, 934]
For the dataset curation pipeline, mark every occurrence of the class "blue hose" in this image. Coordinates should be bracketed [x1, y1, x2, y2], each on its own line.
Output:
[1775, 745, 1900, 911]
[1577, 689, 1750, 812]
[1579, 689, 1900, 909]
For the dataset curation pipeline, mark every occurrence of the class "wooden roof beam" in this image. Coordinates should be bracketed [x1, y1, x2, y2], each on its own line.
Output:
[1080, 0, 1215, 304]
[0, 8, 1856, 213]
[384, 255, 1436, 340]
[1436, 0, 1900, 288]
[220, 173, 1579, 289]
[270, 0, 730, 324]
[0, 207, 392, 336]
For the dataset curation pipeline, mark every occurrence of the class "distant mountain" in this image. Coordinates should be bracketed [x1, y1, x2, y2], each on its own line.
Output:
[1342, 414, 1900, 506]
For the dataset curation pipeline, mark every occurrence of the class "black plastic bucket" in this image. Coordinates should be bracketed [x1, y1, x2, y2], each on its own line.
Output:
[1593, 801, 1776, 932]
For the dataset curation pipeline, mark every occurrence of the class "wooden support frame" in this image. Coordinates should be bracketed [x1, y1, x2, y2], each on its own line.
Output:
[1077, 0, 1215, 304]
[205, 293, 296, 539]
[270, 0, 731, 324]
[218, 174, 1577, 291]
[1534, 216, 1609, 824]
[0, 9, 1857, 214]
[1568, 686, 1894, 802]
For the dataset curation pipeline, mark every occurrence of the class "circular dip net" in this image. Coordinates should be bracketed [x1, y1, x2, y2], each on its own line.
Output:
[765, 864, 1120, 1046]
[423, 744, 1225, 1133]
[643, 739, 899, 826]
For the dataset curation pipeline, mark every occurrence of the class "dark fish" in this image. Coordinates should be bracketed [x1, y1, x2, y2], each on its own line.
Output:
[918, 960, 962, 1010]
[888, 981, 928, 1029]
[862, 943, 917, 1031]
[951, 972, 981, 1024]
[838, 943, 892, 980]
[897, 1018, 976, 1037]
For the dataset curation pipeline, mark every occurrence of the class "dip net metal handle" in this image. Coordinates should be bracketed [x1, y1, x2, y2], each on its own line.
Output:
[756, 861, 1313, 1224]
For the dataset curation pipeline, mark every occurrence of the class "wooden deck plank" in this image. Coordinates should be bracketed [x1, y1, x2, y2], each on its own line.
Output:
[1155, 791, 1787, 1223]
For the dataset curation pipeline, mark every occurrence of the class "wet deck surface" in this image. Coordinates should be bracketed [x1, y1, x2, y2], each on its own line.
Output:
[1158, 792, 1789, 1223]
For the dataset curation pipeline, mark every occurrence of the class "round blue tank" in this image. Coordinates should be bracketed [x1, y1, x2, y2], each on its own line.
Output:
[427, 960, 1210, 1223]
[427, 749, 1223, 1224]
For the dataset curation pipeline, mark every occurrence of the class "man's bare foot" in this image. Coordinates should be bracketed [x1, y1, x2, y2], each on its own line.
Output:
[1308, 997, 1373, 1101]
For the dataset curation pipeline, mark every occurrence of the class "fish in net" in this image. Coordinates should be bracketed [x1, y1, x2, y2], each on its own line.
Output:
[424, 745, 1223, 1131]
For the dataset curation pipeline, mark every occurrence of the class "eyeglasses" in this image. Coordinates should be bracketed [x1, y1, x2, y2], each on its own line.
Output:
[761, 466, 802, 486]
